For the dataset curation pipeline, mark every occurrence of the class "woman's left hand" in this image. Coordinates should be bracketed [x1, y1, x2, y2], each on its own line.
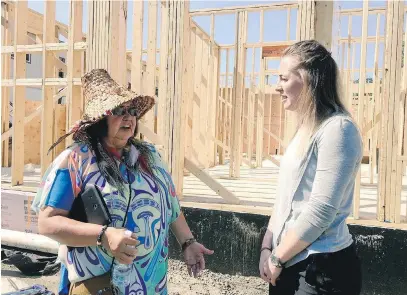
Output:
[183, 242, 214, 277]
[263, 258, 283, 286]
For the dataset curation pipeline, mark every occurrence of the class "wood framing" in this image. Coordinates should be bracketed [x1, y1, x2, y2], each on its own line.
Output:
[40, 0, 56, 175]
[230, 11, 247, 178]
[65, 0, 83, 147]
[144, 1, 158, 132]
[2, 0, 407, 225]
[1, 2, 13, 167]
[378, 1, 404, 223]
[159, 0, 190, 196]
[11, 0, 27, 185]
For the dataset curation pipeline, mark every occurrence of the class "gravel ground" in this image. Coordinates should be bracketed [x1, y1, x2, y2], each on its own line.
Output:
[2, 260, 269, 295]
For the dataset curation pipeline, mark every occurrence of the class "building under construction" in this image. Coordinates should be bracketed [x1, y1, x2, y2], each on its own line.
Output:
[1, 1, 407, 294]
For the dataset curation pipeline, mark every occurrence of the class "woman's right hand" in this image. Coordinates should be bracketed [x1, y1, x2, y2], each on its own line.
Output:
[259, 248, 272, 282]
[102, 227, 140, 264]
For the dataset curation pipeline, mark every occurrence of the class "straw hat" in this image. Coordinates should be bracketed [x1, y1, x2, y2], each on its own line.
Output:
[48, 69, 156, 152]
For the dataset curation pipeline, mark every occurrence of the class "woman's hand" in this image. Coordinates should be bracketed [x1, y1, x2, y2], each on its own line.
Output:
[259, 249, 272, 282]
[263, 257, 283, 286]
[102, 227, 140, 264]
[183, 242, 214, 277]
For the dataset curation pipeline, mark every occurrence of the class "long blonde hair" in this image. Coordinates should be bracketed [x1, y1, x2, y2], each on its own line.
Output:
[282, 40, 350, 151]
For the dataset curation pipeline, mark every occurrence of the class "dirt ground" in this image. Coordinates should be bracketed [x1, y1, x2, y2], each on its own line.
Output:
[1, 259, 269, 295]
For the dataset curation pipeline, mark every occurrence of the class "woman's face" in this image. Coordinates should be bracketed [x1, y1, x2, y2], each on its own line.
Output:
[106, 102, 137, 148]
[276, 55, 304, 112]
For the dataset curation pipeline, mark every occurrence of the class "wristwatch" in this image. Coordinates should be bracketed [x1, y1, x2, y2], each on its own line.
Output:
[269, 249, 286, 268]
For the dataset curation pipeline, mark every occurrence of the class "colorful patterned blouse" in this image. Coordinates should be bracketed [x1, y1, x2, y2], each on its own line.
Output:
[32, 142, 181, 295]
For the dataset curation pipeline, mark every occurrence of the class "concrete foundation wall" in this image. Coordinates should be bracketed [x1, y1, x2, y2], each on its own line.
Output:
[169, 207, 407, 295]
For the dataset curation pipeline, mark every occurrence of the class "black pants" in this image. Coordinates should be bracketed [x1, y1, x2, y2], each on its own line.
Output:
[269, 244, 362, 295]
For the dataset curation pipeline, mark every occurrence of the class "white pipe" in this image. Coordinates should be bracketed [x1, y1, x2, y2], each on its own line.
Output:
[1, 229, 59, 254]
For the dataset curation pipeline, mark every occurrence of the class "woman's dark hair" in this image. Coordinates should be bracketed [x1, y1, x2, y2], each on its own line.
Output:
[82, 117, 156, 190]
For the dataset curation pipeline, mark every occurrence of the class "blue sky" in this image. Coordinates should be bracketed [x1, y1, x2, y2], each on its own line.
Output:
[27, 0, 392, 83]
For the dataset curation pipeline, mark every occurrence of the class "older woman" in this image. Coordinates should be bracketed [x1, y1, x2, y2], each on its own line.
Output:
[259, 40, 363, 295]
[32, 69, 213, 295]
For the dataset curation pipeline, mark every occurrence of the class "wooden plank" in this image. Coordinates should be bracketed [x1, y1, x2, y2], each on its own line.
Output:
[230, 11, 247, 178]
[256, 11, 265, 166]
[144, 1, 158, 132]
[223, 49, 230, 160]
[247, 47, 256, 163]
[201, 37, 209, 167]
[87, 0, 94, 71]
[378, 1, 404, 223]
[353, 0, 369, 219]
[11, 0, 27, 185]
[65, 0, 83, 148]
[183, 23, 194, 166]
[118, 1, 127, 84]
[389, 2, 404, 223]
[131, 0, 144, 93]
[189, 2, 298, 16]
[286, 8, 290, 41]
[158, 0, 189, 196]
[370, 13, 381, 184]
[262, 45, 289, 58]
[314, 1, 334, 49]
[184, 158, 240, 204]
[345, 16, 352, 111]
[157, 1, 167, 138]
[208, 13, 217, 166]
[192, 31, 203, 166]
[2, 2, 12, 167]
[40, 0, 56, 175]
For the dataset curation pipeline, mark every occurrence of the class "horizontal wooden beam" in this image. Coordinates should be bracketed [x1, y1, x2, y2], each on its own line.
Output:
[220, 40, 294, 50]
[190, 2, 297, 16]
[2, 42, 87, 53]
[2, 78, 81, 87]
[338, 36, 385, 43]
[262, 44, 289, 58]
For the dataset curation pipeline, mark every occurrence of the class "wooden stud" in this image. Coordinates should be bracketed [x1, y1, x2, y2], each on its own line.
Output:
[378, 1, 404, 222]
[370, 13, 381, 184]
[247, 46, 255, 164]
[65, 0, 83, 147]
[230, 11, 247, 178]
[132, 1, 144, 94]
[1, 2, 12, 167]
[183, 24, 195, 167]
[159, 0, 190, 196]
[40, 0, 56, 176]
[145, 1, 158, 132]
[314, 1, 334, 49]
[389, 2, 404, 223]
[87, 0, 94, 71]
[345, 16, 352, 111]
[11, 0, 27, 185]
[353, 0, 369, 219]
[224, 48, 230, 158]
[201, 37, 209, 167]
[208, 13, 217, 166]
[157, 1, 167, 139]
[255, 10, 265, 167]
[193, 31, 203, 166]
